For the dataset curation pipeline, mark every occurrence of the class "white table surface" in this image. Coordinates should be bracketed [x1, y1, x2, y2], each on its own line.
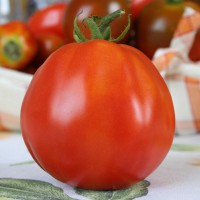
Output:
[1, 131, 200, 200]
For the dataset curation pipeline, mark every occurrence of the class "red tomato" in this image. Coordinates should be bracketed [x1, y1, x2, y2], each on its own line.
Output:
[63, 0, 132, 43]
[35, 33, 65, 64]
[0, 20, 38, 69]
[21, 39, 175, 190]
[189, 27, 200, 61]
[129, 0, 156, 19]
[185, 0, 200, 5]
[27, 3, 67, 39]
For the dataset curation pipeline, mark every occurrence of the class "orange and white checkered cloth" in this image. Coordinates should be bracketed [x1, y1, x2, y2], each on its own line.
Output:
[153, 7, 200, 135]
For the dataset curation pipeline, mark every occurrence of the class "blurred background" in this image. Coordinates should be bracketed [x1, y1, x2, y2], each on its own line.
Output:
[0, 0, 70, 24]
[0, 0, 200, 133]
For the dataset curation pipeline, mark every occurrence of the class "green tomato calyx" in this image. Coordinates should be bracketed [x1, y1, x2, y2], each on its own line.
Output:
[73, 9, 131, 43]
[166, 0, 183, 4]
[3, 40, 22, 61]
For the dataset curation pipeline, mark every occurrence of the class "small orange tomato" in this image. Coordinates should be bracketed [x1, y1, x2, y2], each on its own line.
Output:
[0, 20, 38, 69]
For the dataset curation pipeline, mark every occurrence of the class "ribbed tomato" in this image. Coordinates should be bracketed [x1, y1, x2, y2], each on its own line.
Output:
[21, 10, 175, 191]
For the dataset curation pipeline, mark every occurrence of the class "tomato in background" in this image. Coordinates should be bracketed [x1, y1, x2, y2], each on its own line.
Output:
[189, 27, 200, 61]
[129, 0, 156, 19]
[27, 2, 67, 39]
[21, 10, 175, 189]
[63, 0, 132, 43]
[35, 33, 65, 65]
[186, 0, 200, 5]
[19, 63, 39, 74]
[0, 20, 38, 70]
[135, 0, 200, 59]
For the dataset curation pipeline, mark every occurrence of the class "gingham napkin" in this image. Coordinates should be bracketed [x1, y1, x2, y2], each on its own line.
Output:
[153, 7, 200, 135]
[0, 68, 32, 131]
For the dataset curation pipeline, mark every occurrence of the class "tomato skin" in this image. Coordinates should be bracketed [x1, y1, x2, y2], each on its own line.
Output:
[189, 27, 200, 61]
[186, 0, 200, 5]
[21, 40, 175, 190]
[63, 0, 132, 43]
[135, 0, 200, 59]
[27, 3, 67, 39]
[129, 0, 156, 19]
[0, 20, 38, 69]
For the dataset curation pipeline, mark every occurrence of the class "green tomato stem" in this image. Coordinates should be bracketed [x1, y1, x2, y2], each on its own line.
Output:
[98, 9, 125, 33]
[73, 13, 88, 42]
[110, 14, 131, 43]
[84, 17, 104, 40]
[166, 0, 183, 4]
[73, 9, 130, 43]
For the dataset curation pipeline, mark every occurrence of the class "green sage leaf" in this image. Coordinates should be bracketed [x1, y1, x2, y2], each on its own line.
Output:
[0, 178, 75, 200]
[171, 144, 200, 151]
[75, 180, 150, 200]
[10, 160, 35, 166]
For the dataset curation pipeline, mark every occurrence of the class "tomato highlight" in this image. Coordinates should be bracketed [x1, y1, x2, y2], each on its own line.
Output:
[27, 2, 67, 39]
